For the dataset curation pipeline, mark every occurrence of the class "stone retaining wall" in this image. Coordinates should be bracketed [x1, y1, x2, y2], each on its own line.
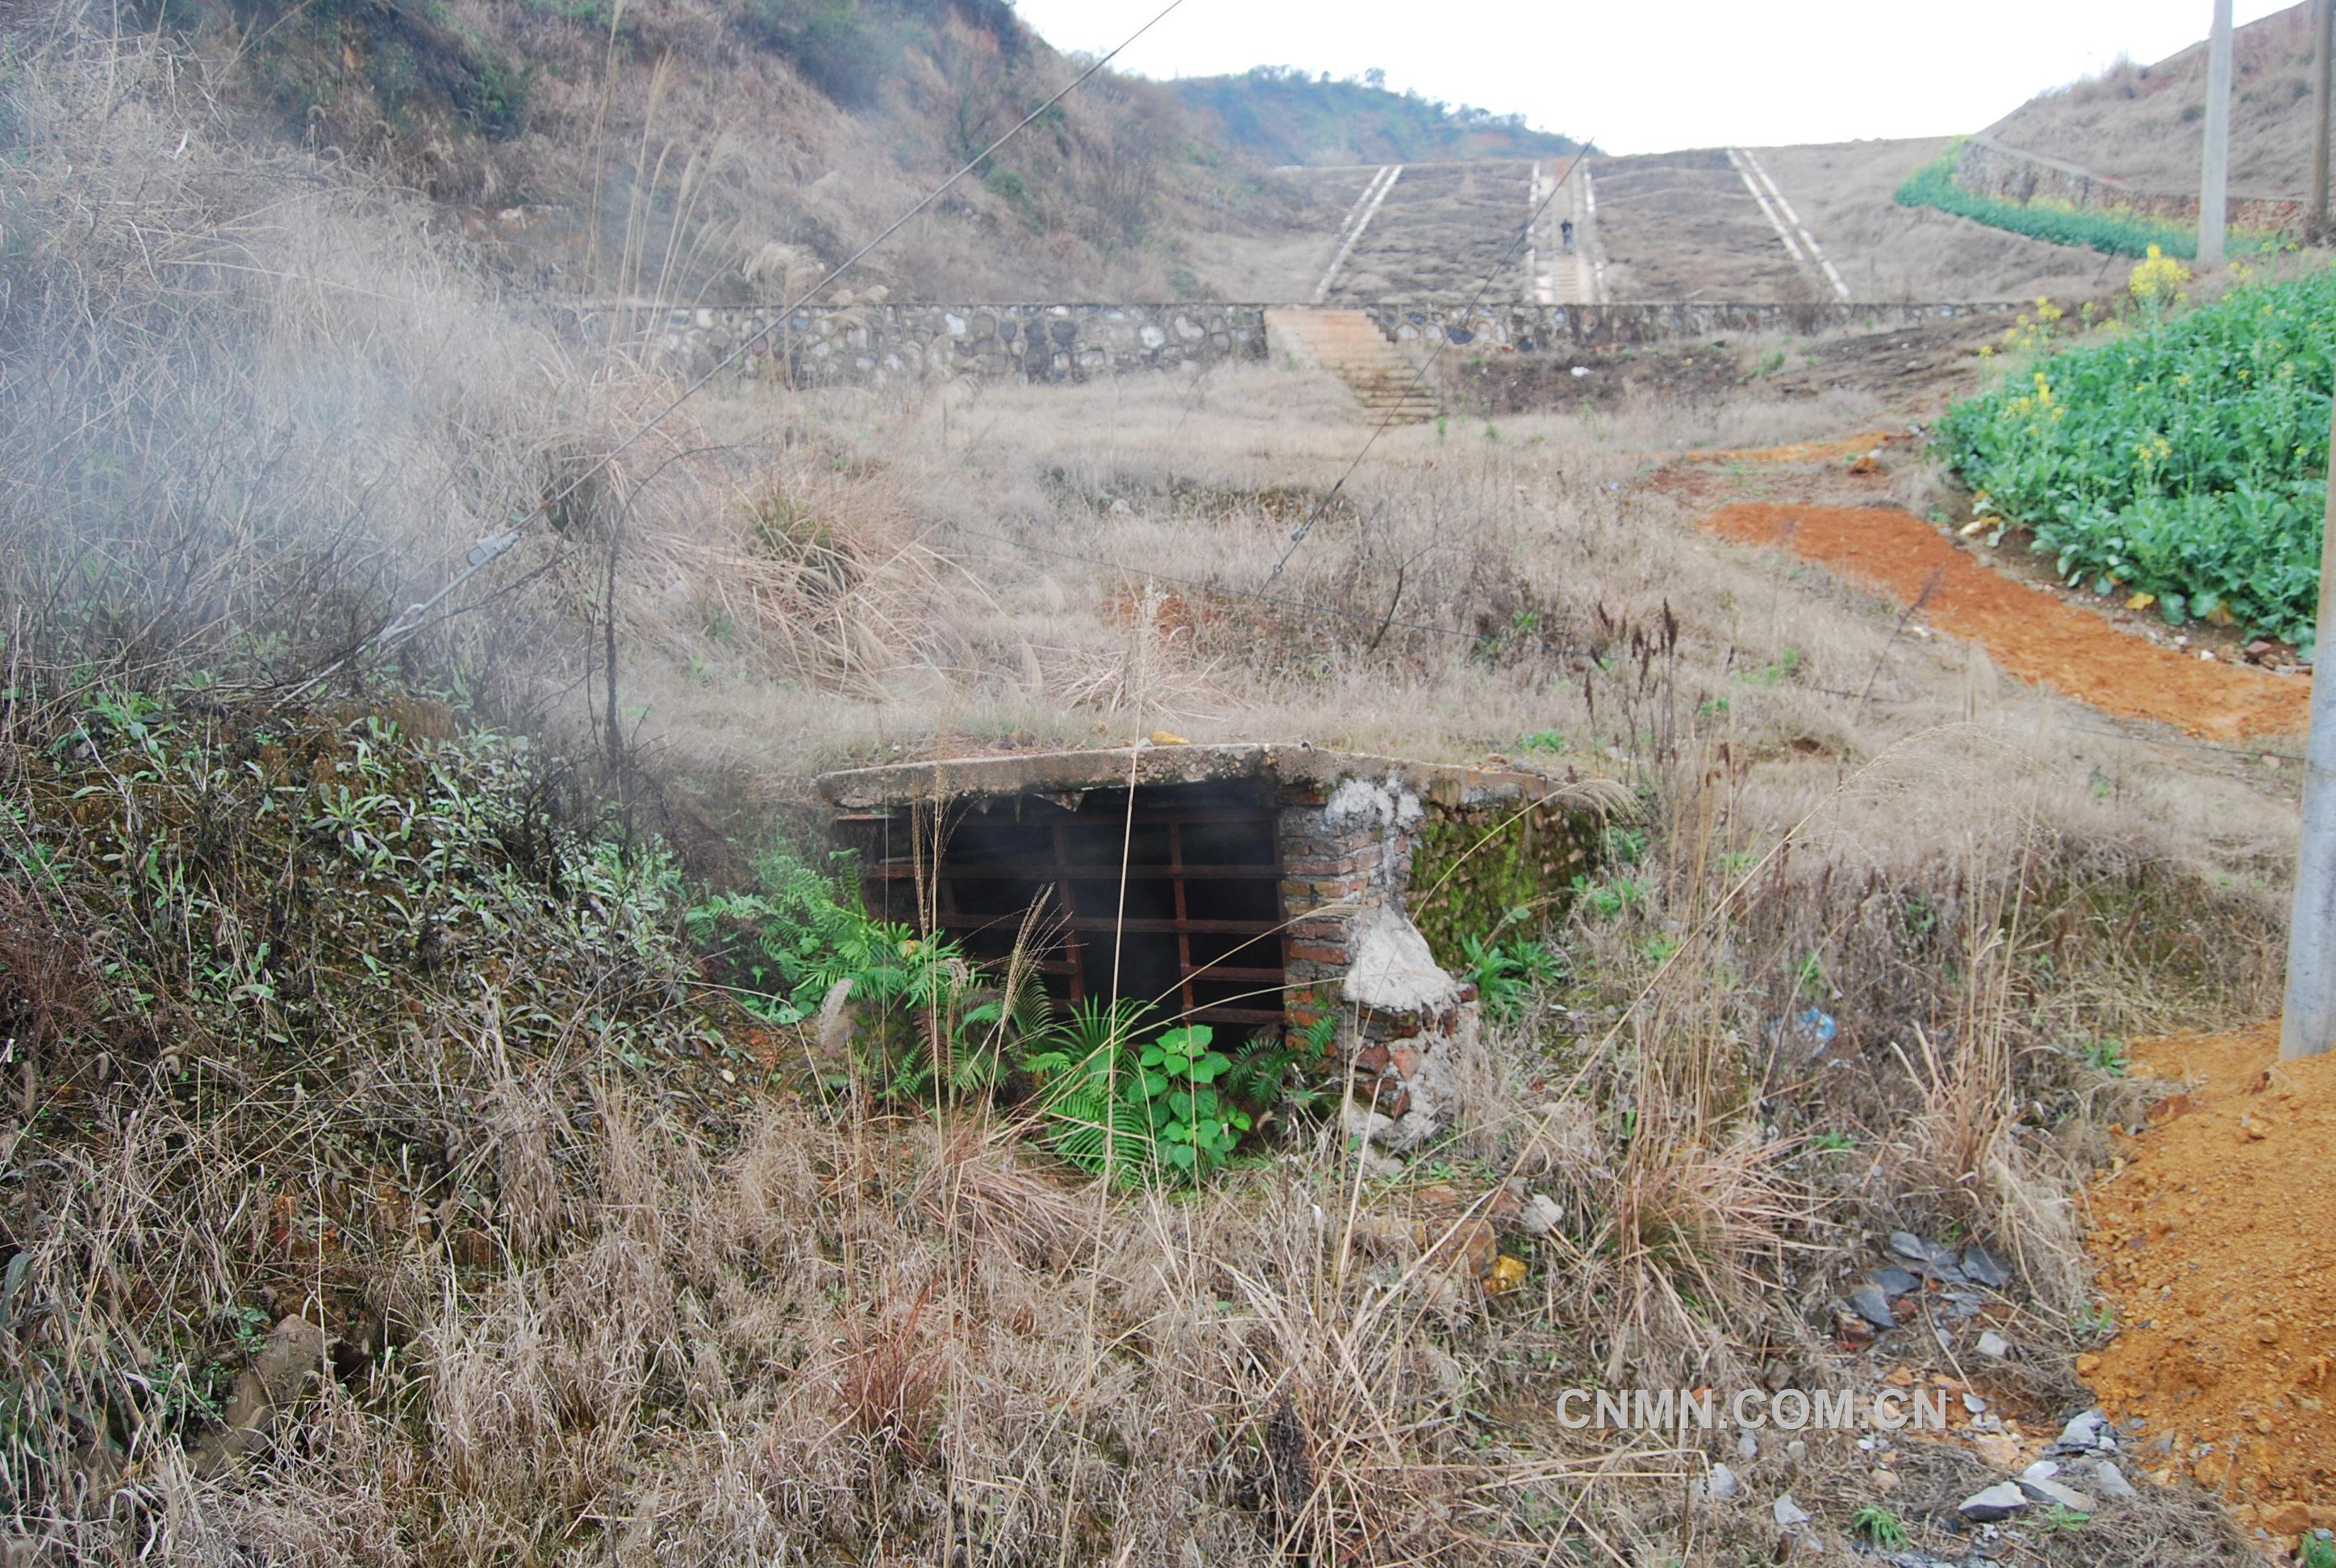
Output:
[1364, 301, 2018, 352]
[604, 298, 2024, 386]
[1954, 135, 2305, 234]
[631, 302, 1266, 384]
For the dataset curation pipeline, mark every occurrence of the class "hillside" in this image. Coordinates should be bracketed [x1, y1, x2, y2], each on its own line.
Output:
[149, 0, 1315, 301]
[1984, 1, 2321, 196]
[1171, 66, 1582, 166]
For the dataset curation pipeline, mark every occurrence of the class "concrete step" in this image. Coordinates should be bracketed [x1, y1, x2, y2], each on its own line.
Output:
[1265, 307, 1443, 424]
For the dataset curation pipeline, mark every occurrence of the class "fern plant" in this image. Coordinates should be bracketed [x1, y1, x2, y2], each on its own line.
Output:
[1020, 1005, 1333, 1186]
[1019, 998, 1162, 1181]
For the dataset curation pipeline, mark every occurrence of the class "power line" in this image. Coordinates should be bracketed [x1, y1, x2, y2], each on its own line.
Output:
[1258, 136, 1596, 591]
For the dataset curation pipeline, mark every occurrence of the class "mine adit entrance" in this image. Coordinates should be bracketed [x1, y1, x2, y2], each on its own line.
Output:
[848, 780, 1289, 1034]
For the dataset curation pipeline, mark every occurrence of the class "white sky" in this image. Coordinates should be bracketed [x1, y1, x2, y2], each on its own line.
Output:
[1014, 0, 2298, 155]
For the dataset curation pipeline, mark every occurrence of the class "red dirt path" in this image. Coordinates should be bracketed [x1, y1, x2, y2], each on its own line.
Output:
[1703, 503, 2311, 740]
[2085, 1022, 2336, 1541]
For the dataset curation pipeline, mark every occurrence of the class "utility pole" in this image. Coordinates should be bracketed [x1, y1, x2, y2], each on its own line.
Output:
[2200, 0, 2234, 267]
[2314, 0, 2334, 243]
[2283, 398, 2336, 1059]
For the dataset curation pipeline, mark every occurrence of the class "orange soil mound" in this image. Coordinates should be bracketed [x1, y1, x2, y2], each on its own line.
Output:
[1686, 430, 1899, 465]
[2086, 1021, 2336, 1524]
[1703, 503, 2311, 740]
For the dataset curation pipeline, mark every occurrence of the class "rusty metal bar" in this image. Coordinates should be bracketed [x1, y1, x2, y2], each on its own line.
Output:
[869, 861, 1279, 881]
[1170, 822, 1198, 1018]
[928, 915, 1279, 937]
[1049, 821, 1085, 1003]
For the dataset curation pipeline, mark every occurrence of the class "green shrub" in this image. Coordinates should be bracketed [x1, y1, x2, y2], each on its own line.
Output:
[1893, 145, 2276, 261]
[1938, 267, 2336, 648]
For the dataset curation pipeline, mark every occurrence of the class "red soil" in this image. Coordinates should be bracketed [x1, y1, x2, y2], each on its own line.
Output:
[2085, 1022, 2336, 1539]
[1702, 503, 2311, 740]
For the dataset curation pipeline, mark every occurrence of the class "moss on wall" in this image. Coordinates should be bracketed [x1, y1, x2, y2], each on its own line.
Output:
[1406, 802, 1602, 968]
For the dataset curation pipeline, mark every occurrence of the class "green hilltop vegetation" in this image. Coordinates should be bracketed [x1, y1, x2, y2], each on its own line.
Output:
[1170, 65, 1583, 165]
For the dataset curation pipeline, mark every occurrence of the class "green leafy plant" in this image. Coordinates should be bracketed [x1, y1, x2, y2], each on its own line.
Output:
[1850, 1504, 1908, 1548]
[1735, 648, 1802, 688]
[1458, 932, 1562, 1024]
[2301, 1533, 2336, 1568]
[682, 845, 1010, 1100]
[2080, 1036, 2130, 1076]
[1517, 728, 1567, 754]
[1568, 873, 1644, 921]
[1939, 266, 2336, 650]
[1022, 1007, 1254, 1184]
[2040, 1503, 2091, 1533]
[1808, 1128, 1854, 1154]
[1224, 1019, 1337, 1122]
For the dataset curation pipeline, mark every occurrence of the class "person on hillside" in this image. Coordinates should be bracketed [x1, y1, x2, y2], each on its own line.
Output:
[1559, 219, 1575, 252]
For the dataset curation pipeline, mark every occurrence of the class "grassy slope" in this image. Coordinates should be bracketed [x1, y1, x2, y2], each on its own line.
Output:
[1982, 1, 2318, 196]
[1170, 68, 1580, 165]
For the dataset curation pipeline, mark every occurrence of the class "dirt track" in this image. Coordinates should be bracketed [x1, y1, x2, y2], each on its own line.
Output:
[1703, 502, 2312, 740]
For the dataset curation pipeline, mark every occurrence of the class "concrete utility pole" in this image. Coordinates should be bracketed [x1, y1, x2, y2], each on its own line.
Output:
[2283, 401, 2336, 1059]
[2314, 0, 2334, 243]
[2200, 0, 2234, 267]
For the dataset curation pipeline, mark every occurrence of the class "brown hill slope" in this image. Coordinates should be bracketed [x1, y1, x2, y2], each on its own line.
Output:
[156, 0, 1320, 301]
[1983, 2, 2321, 197]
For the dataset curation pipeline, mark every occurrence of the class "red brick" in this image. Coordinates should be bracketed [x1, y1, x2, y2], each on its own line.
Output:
[1391, 1048, 1422, 1078]
[1287, 944, 1349, 965]
[1351, 1043, 1390, 1074]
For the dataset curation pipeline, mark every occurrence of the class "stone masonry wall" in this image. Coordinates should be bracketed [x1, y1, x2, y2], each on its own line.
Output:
[1366, 300, 2017, 352]
[630, 302, 1266, 385]
[606, 298, 2028, 388]
[1954, 136, 2304, 235]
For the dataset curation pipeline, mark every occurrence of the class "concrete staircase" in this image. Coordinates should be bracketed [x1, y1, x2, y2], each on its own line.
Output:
[1267, 307, 1441, 424]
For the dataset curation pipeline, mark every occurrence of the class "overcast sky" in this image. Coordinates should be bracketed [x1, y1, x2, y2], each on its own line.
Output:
[1014, 0, 2298, 154]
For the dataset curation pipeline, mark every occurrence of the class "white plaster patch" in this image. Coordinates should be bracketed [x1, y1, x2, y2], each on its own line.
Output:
[1342, 907, 1461, 1013]
[1323, 775, 1422, 833]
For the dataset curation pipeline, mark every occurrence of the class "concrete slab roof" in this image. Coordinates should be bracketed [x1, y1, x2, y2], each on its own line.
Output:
[816, 741, 1625, 814]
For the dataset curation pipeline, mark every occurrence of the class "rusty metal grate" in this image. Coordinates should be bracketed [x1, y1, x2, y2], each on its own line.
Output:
[853, 782, 1287, 1032]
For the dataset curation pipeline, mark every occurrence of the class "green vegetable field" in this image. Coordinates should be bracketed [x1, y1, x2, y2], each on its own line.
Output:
[1938, 269, 2336, 650]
